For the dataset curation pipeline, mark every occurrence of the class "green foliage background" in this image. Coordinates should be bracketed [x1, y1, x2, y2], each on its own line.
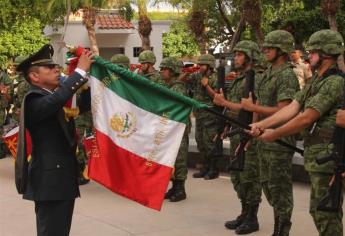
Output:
[162, 20, 199, 57]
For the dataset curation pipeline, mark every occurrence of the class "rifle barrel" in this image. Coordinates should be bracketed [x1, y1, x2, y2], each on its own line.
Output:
[204, 107, 304, 156]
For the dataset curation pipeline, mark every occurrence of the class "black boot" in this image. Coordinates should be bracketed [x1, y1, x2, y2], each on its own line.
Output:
[170, 180, 186, 202]
[204, 158, 219, 180]
[164, 181, 175, 199]
[235, 204, 259, 234]
[272, 216, 279, 236]
[276, 220, 292, 236]
[193, 167, 209, 178]
[225, 202, 247, 230]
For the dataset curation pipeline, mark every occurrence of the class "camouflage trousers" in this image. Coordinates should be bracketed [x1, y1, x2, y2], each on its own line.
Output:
[76, 127, 92, 177]
[173, 133, 189, 180]
[230, 139, 262, 205]
[0, 110, 7, 157]
[195, 117, 219, 167]
[309, 171, 343, 236]
[258, 148, 294, 222]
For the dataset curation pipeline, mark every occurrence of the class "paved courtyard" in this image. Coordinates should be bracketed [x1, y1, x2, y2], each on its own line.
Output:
[0, 157, 343, 236]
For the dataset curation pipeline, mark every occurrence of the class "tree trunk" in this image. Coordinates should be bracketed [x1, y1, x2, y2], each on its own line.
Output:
[254, 26, 264, 48]
[326, 15, 345, 72]
[140, 35, 151, 50]
[328, 15, 338, 31]
[196, 36, 207, 54]
[86, 25, 99, 55]
[138, 15, 152, 50]
[321, 0, 344, 71]
[83, 7, 99, 55]
[229, 15, 246, 51]
[137, 0, 152, 51]
[215, 0, 234, 36]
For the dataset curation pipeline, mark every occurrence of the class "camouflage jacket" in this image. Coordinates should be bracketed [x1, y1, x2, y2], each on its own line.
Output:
[190, 71, 218, 120]
[0, 71, 14, 109]
[294, 66, 344, 173]
[256, 62, 300, 152]
[165, 79, 191, 135]
[143, 69, 161, 83]
[226, 72, 259, 148]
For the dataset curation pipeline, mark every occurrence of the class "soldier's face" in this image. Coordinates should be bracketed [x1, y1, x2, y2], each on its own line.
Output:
[234, 51, 246, 69]
[29, 65, 60, 90]
[160, 68, 171, 80]
[263, 47, 278, 62]
[198, 64, 208, 73]
[290, 50, 301, 61]
[308, 51, 320, 68]
[141, 63, 150, 73]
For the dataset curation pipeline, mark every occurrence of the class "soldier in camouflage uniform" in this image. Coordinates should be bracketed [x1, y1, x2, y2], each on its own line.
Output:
[110, 54, 130, 69]
[190, 54, 221, 180]
[137, 50, 163, 84]
[75, 101, 92, 185]
[213, 40, 262, 234]
[0, 67, 14, 158]
[241, 30, 300, 236]
[251, 29, 345, 236]
[159, 57, 189, 202]
[12, 56, 30, 123]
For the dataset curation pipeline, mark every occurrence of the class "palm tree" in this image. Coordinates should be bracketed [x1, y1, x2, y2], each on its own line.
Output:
[320, 0, 345, 72]
[82, 5, 100, 55]
[242, 0, 264, 47]
[321, 0, 340, 31]
[229, 14, 246, 51]
[188, 0, 208, 54]
[43, 0, 109, 55]
[136, 0, 152, 50]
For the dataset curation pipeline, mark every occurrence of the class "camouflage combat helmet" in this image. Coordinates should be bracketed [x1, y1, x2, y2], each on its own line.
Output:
[197, 54, 216, 68]
[138, 50, 156, 64]
[263, 30, 295, 54]
[110, 54, 130, 69]
[13, 55, 28, 66]
[160, 57, 181, 75]
[306, 29, 345, 55]
[233, 40, 260, 61]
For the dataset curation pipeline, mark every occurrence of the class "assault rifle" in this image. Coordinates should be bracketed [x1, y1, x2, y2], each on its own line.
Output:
[228, 69, 256, 171]
[203, 107, 304, 156]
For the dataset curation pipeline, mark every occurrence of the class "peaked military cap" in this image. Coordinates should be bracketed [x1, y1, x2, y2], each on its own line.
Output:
[17, 44, 58, 74]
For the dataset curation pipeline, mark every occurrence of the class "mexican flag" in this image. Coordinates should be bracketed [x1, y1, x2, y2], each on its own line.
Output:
[88, 57, 206, 210]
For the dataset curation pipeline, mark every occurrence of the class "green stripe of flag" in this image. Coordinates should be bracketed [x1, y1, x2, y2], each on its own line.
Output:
[91, 56, 207, 124]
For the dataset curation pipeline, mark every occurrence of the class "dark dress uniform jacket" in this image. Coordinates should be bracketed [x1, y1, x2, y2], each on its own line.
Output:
[19, 72, 90, 201]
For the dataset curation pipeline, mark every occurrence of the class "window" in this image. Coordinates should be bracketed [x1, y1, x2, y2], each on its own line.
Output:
[133, 47, 154, 57]
[133, 47, 141, 57]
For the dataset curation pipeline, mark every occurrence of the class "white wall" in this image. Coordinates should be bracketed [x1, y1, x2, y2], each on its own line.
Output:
[45, 20, 172, 68]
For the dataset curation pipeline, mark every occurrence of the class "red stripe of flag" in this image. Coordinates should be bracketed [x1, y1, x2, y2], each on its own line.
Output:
[88, 130, 172, 210]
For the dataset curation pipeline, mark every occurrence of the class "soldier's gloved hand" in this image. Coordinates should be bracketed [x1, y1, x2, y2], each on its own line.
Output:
[201, 77, 208, 87]
[77, 50, 94, 72]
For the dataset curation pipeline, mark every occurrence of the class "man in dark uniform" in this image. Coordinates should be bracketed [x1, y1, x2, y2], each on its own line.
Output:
[15, 44, 93, 236]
